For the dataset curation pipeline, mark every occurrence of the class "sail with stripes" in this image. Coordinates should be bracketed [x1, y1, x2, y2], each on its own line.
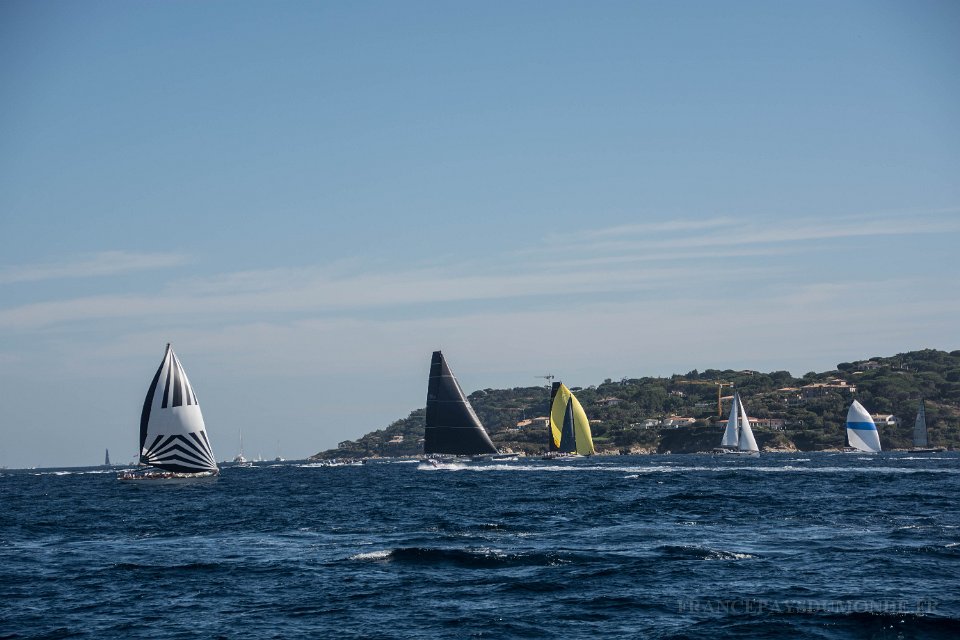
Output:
[549, 382, 595, 455]
[846, 400, 881, 454]
[139, 344, 218, 473]
[424, 351, 498, 455]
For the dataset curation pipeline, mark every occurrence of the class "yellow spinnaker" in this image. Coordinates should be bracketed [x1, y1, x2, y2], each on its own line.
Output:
[549, 382, 595, 455]
[569, 392, 595, 455]
[549, 383, 571, 449]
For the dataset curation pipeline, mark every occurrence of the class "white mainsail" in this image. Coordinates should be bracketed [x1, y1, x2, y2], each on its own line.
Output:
[139, 344, 218, 473]
[719, 392, 758, 454]
[233, 429, 248, 463]
[846, 400, 881, 454]
[721, 395, 740, 448]
[737, 395, 759, 453]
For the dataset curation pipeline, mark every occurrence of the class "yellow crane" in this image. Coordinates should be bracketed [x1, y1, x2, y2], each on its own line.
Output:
[715, 382, 733, 416]
[677, 379, 734, 416]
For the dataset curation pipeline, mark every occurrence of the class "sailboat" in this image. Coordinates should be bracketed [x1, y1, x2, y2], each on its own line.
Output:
[546, 382, 595, 456]
[118, 344, 219, 482]
[844, 400, 881, 454]
[909, 400, 944, 453]
[233, 430, 252, 466]
[423, 351, 498, 458]
[714, 392, 759, 456]
[103, 449, 112, 468]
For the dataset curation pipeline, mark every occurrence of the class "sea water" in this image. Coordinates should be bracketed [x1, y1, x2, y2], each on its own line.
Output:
[1, 453, 958, 639]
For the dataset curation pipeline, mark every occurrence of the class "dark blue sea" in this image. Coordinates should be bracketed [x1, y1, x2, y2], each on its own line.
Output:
[2, 453, 959, 639]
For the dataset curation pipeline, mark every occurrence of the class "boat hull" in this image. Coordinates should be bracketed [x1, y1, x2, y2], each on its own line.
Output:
[908, 447, 945, 454]
[713, 448, 759, 457]
[541, 452, 580, 460]
[117, 470, 218, 484]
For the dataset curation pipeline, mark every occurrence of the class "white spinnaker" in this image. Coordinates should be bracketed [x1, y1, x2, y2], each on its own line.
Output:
[140, 345, 218, 472]
[721, 394, 740, 447]
[737, 395, 759, 453]
[846, 400, 881, 453]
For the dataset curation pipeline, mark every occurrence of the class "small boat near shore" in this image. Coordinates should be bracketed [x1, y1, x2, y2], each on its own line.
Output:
[119, 344, 219, 483]
[233, 430, 252, 467]
[714, 392, 759, 456]
[547, 382, 595, 456]
[909, 400, 945, 453]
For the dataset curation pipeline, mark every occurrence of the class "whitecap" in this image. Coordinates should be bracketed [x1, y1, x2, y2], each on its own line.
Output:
[350, 549, 392, 561]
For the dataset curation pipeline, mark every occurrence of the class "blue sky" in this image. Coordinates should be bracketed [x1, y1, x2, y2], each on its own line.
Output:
[1, 1, 958, 467]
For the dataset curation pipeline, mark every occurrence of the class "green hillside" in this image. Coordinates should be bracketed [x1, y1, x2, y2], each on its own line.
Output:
[311, 349, 960, 459]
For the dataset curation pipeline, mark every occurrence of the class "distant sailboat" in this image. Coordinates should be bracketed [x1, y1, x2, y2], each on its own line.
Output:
[118, 344, 219, 481]
[547, 382, 595, 456]
[233, 430, 252, 466]
[909, 400, 944, 453]
[103, 449, 111, 467]
[423, 351, 498, 456]
[714, 392, 759, 456]
[845, 400, 881, 454]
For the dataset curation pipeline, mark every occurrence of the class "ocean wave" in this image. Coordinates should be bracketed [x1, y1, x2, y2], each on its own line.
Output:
[350, 549, 393, 561]
[657, 544, 759, 561]
[112, 561, 224, 572]
[417, 461, 470, 471]
[416, 461, 960, 475]
[775, 609, 960, 635]
[348, 546, 571, 568]
[26, 469, 119, 476]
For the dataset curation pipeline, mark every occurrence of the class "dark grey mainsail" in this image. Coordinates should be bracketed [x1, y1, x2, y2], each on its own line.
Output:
[914, 400, 928, 448]
[424, 351, 498, 455]
[550, 382, 576, 453]
[909, 399, 944, 452]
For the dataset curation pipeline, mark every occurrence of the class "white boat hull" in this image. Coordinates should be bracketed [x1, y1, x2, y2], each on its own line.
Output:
[713, 448, 759, 457]
[118, 470, 218, 484]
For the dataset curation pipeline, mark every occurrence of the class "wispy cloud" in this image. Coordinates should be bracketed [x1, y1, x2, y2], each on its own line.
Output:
[534, 245, 799, 270]
[537, 208, 960, 257]
[1, 208, 957, 335]
[548, 217, 736, 242]
[46, 276, 960, 382]
[0, 251, 189, 285]
[0, 260, 760, 330]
